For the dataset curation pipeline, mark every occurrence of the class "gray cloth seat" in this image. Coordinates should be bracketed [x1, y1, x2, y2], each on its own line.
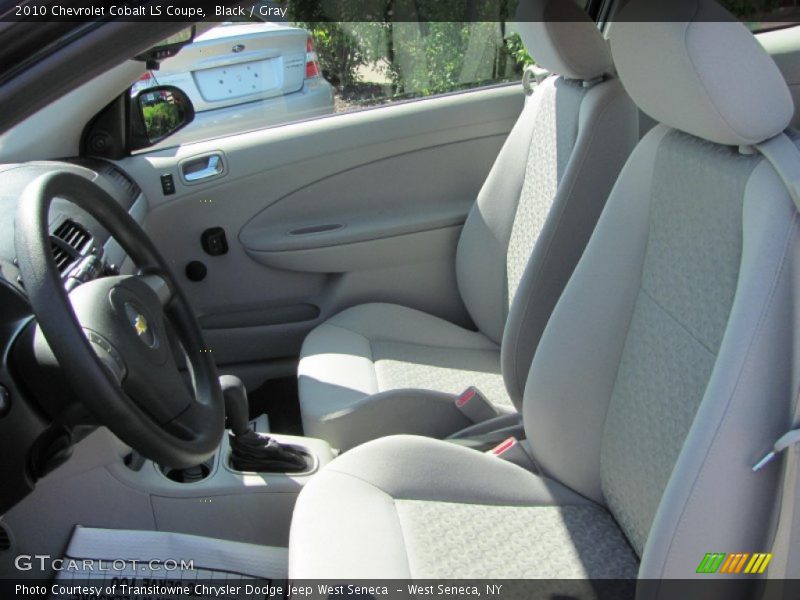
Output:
[290, 0, 800, 581]
[298, 0, 639, 450]
[291, 435, 639, 579]
[298, 303, 511, 448]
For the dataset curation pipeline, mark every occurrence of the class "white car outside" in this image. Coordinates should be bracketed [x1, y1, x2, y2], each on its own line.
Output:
[132, 22, 335, 146]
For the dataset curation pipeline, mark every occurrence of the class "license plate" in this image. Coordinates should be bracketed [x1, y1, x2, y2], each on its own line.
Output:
[194, 58, 279, 103]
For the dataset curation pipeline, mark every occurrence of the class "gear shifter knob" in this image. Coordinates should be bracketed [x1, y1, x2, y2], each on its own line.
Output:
[219, 375, 251, 436]
[220, 375, 307, 473]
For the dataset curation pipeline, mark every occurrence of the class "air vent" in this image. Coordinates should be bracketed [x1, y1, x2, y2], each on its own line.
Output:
[50, 219, 91, 274]
[54, 219, 91, 252]
[95, 164, 139, 206]
[106, 168, 139, 205]
[0, 523, 10, 551]
[50, 243, 74, 273]
[69, 159, 141, 208]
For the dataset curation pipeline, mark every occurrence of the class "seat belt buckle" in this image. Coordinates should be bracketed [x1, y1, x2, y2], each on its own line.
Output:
[454, 386, 500, 424]
[487, 436, 518, 457]
[486, 436, 539, 472]
[752, 428, 800, 472]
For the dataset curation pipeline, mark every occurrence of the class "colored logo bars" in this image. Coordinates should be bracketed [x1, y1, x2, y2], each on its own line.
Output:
[696, 552, 773, 575]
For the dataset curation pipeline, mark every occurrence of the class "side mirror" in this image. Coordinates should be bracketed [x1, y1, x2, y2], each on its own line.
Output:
[129, 85, 195, 150]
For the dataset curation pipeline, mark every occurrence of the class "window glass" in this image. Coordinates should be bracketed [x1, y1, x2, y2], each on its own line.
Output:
[302, 21, 530, 113]
[130, 0, 602, 147]
[718, 0, 800, 31]
[130, 2, 562, 146]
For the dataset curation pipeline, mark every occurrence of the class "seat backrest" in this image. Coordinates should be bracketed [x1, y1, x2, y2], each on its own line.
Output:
[523, 0, 799, 580]
[455, 0, 639, 409]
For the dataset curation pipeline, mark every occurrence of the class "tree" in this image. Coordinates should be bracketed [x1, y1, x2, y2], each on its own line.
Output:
[281, 0, 528, 99]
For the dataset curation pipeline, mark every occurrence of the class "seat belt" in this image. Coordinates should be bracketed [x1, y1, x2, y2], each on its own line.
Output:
[751, 131, 800, 586]
[752, 414, 800, 584]
[756, 132, 800, 211]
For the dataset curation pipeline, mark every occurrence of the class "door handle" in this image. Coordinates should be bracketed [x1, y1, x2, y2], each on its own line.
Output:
[182, 153, 225, 183]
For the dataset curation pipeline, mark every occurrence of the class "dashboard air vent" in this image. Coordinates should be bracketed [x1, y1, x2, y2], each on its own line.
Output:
[68, 159, 141, 208]
[54, 219, 91, 252]
[50, 219, 91, 274]
[105, 168, 139, 205]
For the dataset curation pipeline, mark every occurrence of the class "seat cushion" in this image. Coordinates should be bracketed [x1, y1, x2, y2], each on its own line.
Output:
[299, 303, 510, 450]
[289, 435, 639, 579]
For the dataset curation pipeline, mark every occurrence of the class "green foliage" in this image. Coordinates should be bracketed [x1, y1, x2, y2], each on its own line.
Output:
[281, 0, 526, 99]
[142, 102, 181, 141]
[387, 23, 473, 96]
[718, 0, 780, 20]
[382, 22, 526, 97]
[303, 23, 374, 87]
[281, 0, 390, 88]
[504, 32, 533, 68]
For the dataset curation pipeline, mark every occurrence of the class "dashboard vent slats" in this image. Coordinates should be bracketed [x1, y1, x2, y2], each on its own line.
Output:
[106, 169, 138, 205]
[50, 243, 74, 273]
[68, 159, 141, 208]
[53, 220, 90, 252]
[50, 219, 91, 274]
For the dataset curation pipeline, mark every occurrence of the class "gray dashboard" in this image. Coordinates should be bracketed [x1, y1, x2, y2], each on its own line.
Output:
[0, 159, 144, 297]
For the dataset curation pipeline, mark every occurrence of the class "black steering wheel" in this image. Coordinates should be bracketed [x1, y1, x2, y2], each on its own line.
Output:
[15, 171, 224, 468]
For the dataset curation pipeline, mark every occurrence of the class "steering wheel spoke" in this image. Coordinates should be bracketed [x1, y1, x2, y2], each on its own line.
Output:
[137, 272, 174, 308]
[121, 352, 195, 427]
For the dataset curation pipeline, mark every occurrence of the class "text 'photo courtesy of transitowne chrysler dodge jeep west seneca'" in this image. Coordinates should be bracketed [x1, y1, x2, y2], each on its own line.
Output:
[1, 0, 800, 599]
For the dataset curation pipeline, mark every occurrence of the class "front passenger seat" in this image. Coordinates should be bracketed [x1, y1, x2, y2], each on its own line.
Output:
[298, 0, 638, 450]
[290, 0, 800, 580]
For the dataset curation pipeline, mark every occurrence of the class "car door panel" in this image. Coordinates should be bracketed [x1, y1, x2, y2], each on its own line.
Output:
[117, 84, 523, 376]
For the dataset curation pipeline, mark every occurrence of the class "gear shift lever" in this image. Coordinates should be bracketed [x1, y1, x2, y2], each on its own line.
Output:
[220, 375, 307, 473]
[220, 375, 251, 436]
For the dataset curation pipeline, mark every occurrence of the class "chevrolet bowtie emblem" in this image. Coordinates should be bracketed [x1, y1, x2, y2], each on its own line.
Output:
[133, 313, 148, 337]
[124, 302, 157, 349]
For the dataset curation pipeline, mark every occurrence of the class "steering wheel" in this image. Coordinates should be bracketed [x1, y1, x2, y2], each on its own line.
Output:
[14, 171, 224, 468]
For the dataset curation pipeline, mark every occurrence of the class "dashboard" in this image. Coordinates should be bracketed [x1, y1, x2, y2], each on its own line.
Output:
[0, 159, 144, 297]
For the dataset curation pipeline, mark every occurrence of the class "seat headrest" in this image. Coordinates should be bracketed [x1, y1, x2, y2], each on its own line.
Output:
[610, 0, 794, 146]
[515, 0, 613, 81]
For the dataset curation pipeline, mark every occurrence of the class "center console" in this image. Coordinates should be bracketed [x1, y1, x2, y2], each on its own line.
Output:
[102, 375, 336, 547]
[106, 416, 334, 547]
[1, 399, 334, 578]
